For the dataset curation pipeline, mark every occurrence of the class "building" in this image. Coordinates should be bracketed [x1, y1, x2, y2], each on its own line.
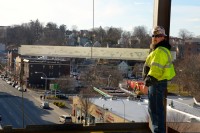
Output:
[0, 43, 7, 63]
[184, 38, 200, 56]
[169, 37, 184, 59]
[118, 61, 129, 76]
[7, 50, 18, 73]
[72, 95, 200, 126]
[15, 56, 70, 89]
[0, 26, 8, 43]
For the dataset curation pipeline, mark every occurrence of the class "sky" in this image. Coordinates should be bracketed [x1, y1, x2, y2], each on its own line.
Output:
[0, 0, 200, 37]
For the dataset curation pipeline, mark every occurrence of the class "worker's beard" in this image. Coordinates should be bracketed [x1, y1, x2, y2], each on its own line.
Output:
[150, 43, 157, 50]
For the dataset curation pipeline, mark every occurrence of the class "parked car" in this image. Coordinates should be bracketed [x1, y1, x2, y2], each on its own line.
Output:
[0, 74, 5, 78]
[18, 87, 26, 92]
[59, 115, 72, 124]
[56, 94, 68, 99]
[70, 71, 79, 78]
[6, 80, 12, 85]
[2, 77, 8, 81]
[11, 82, 18, 87]
[15, 85, 19, 89]
[40, 101, 50, 109]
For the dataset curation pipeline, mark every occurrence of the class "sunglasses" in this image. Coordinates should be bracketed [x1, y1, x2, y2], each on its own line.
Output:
[152, 34, 164, 38]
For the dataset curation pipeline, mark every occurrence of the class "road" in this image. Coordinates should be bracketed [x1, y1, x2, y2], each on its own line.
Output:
[0, 79, 64, 128]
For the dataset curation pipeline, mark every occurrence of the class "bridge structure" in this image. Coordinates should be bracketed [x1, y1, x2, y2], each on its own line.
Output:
[18, 45, 176, 61]
[18, 45, 150, 61]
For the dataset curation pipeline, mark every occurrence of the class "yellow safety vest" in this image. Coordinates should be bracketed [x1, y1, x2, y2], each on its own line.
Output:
[144, 46, 176, 81]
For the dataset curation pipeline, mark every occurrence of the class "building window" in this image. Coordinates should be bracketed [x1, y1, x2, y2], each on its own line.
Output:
[49, 65, 54, 69]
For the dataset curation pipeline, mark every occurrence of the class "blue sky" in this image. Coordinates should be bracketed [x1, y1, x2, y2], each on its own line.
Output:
[0, 0, 200, 37]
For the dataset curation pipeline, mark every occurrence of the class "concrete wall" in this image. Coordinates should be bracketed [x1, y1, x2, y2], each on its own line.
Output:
[18, 45, 149, 61]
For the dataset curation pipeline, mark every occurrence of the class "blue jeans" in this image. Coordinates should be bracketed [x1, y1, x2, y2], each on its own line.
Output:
[148, 80, 167, 133]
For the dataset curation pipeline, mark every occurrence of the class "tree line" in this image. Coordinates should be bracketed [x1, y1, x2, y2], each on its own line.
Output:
[0, 19, 154, 48]
[0, 19, 195, 49]
[0, 19, 196, 50]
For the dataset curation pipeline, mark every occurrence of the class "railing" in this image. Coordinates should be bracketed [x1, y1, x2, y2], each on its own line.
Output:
[0, 123, 181, 133]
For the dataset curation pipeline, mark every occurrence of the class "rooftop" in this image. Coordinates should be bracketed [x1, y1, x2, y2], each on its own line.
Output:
[92, 95, 200, 123]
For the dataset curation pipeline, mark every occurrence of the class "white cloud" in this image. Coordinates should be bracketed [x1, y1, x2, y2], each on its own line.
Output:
[134, 2, 145, 5]
[187, 18, 200, 22]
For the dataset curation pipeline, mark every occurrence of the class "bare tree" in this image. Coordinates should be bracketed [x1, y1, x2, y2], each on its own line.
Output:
[92, 26, 106, 45]
[178, 29, 194, 40]
[78, 91, 94, 125]
[50, 76, 75, 93]
[173, 55, 200, 101]
[132, 63, 143, 78]
[80, 63, 123, 88]
[121, 31, 131, 48]
[132, 26, 151, 48]
[104, 27, 123, 47]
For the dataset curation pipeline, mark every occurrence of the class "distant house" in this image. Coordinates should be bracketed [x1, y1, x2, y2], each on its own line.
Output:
[184, 38, 200, 56]
[169, 37, 184, 59]
[66, 33, 77, 46]
[84, 42, 92, 47]
[93, 41, 101, 47]
[118, 61, 129, 77]
[78, 36, 90, 46]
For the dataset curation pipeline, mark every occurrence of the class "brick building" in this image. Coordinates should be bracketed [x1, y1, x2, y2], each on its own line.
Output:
[15, 56, 70, 89]
[7, 50, 18, 73]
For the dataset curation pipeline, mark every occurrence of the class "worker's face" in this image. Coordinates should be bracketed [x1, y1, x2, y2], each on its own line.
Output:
[151, 34, 165, 45]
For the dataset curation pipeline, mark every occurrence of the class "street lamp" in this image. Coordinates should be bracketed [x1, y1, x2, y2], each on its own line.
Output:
[35, 72, 47, 93]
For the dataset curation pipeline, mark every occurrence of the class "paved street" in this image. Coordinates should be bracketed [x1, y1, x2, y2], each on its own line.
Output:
[0, 79, 71, 128]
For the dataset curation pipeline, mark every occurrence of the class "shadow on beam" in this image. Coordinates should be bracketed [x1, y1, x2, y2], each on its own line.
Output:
[1, 123, 180, 133]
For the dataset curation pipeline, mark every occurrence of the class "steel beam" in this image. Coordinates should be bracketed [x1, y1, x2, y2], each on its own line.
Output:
[153, 0, 171, 41]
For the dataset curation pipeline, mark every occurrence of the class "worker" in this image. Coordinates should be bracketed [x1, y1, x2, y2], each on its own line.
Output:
[142, 26, 176, 133]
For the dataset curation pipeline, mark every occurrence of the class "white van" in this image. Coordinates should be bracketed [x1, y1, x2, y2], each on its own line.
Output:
[59, 115, 72, 124]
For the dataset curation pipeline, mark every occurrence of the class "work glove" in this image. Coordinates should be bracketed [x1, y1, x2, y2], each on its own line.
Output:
[144, 75, 158, 87]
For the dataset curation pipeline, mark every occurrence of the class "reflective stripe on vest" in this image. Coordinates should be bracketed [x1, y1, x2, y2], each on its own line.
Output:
[151, 47, 172, 68]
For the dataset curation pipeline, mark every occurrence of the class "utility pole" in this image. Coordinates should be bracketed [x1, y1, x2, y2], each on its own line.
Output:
[19, 59, 25, 128]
